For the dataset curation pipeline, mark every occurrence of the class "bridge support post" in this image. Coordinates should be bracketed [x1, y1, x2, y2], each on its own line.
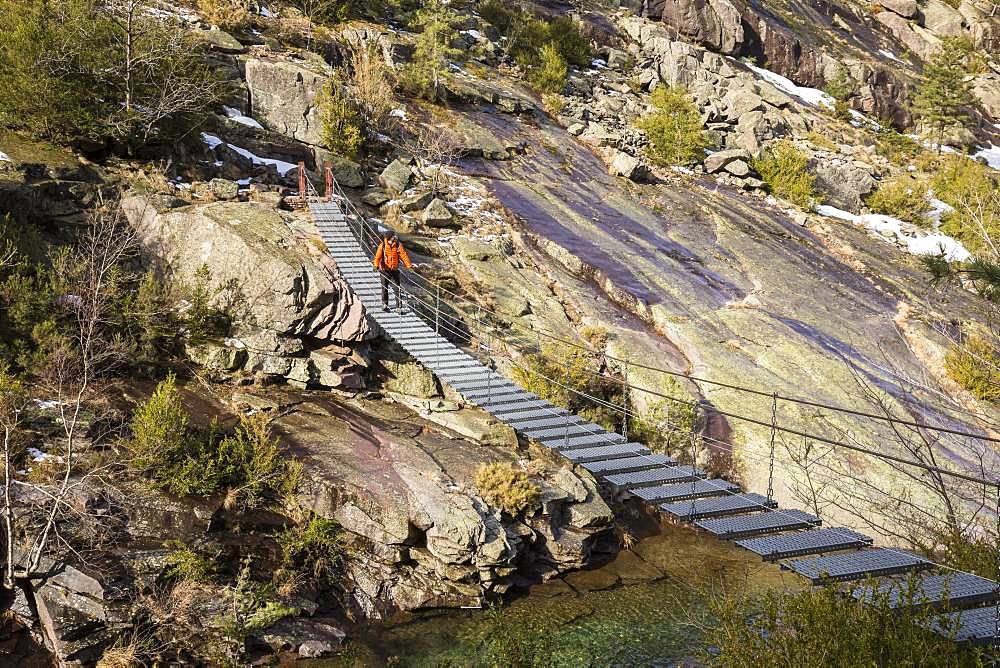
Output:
[298, 162, 306, 199]
[324, 162, 333, 202]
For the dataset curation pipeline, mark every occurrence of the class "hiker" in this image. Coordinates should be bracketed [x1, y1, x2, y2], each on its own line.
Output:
[373, 228, 413, 312]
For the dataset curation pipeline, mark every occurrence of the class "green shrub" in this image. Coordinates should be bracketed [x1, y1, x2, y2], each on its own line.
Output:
[318, 79, 364, 158]
[944, 336, 1000, 402]
[866, 177, 931, 226]
[276, 515, 345, 583]
[544, 15, 591, 68]
[753, 140, 820, 209]
[930, 155, 1000, 257]
[875, 127, 923, 164]
[527, 42, 567, 94]
[403, 0, 464, 101]
[636, 85, 710, 167]
[164, 544, 215, 583]
[474, 462, 541, 516]
[129, 379, 291, 508]
[129, 373, 189, 472]
[707, 583, 982, 666]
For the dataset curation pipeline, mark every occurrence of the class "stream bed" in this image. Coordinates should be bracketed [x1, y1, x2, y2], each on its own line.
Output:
[312, 523, 801, 667]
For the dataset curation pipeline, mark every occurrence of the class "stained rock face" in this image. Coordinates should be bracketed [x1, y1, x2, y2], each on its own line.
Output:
[245, 55, 331, 147]
[123, 196, 372, 344]
[283, 397, 617, 621]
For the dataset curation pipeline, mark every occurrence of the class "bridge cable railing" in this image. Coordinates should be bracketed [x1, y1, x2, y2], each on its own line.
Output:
[319, 171, 1000, 446]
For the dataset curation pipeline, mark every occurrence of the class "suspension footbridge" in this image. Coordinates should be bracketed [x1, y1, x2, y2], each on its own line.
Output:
[307, 182, 1000, 647]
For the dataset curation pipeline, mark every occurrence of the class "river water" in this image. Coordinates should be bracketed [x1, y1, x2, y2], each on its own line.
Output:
[313, 523, 800, 667]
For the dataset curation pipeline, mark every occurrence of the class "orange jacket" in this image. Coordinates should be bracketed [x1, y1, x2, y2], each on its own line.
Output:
[374, 238, 412, 271]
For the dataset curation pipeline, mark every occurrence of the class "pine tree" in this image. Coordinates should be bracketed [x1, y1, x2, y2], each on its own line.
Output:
[408, 0, 464, 101]
[913, 37, 976, 152]
[527, 42, 567, 94]
[636, 85, 711, 167]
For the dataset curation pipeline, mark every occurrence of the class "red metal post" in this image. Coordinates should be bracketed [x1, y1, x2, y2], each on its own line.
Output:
[298, 161, 306, 198]
[324, 161, 333, 202]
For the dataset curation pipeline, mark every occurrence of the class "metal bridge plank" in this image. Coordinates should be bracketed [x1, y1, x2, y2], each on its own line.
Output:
[605, 465, 704, 489]
[853, 572, 1000, 610]
[506, 415, 587, 430]
[783, 549, 932, 584]
[561, 443, 652, 464]
[526, 424, 622, 442]
[660, 493, 776, 522]
[695, 510, 821, 540]
[929, 605, 1000, 645]
[545, 433, 626, 451]
[735, 528, 873, 562]
[487, 404, 569, 420]
[632, 478, 739, 503]
[581, 454, 676, 476]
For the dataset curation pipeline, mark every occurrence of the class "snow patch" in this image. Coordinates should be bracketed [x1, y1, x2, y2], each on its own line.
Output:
[223, 106, 264, 129]
[878, 49, 902, 62]
[259, 4, 276, 17]
[461, 29, 482, 40]
[744, 62, 834, 110]
[225, 337, 246, 349]
[201, 133, 298, 176]
[816, 204, 971, 262]
[974, 144, 1000, 170]
[26, 448, 53, 463]
[389, 108, 407, 120]
[0, 151, 10, 162]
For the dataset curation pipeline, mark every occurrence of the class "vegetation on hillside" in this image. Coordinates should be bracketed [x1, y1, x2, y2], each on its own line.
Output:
[405, 0, 465, 100]
[473, 462, 541, 516]
[753, 141, 820, 209]
[0, 0, 227, 151]
[636, 85, 711, 167]
[913, 37, 977, 151]
[707, 582, 986, 666]
[866, 176, 931, 226]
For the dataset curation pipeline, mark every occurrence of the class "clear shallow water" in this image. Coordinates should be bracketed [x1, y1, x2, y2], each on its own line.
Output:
[313, 524, 798, 667]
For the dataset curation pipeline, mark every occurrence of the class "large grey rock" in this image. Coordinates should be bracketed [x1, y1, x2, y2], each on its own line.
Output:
[326, 156, 365, 189]
[811, 158, 876, 213]
[207, 178, 239, 201]
[423, 198, 456, 227]
[874, 12, 941, 61]
[185, 339, 247, 371]
[399, 190, 435, 213]
[379, 159, 414, 194]
[880, 0, 918, 18]
[381, 359, 439, 398]
[245, 56, 331, 147]
[973, 75, 1000, 119]
[122, 196, 373, 343]
[704, 148, 751, 173]
[660, 0, 745, 55]
[609, 151, 648, 182]
[921, 0, 965, 37]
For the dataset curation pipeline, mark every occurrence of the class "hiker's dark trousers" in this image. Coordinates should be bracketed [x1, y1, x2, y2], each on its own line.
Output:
[380, 269, 401, 308]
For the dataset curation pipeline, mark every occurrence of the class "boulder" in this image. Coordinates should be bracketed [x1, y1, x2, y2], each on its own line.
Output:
[381, 359, 439, 398]
[399, 190, 435, 213]
[811, 159, 875, 213]
[660, 0, 745, 55]
[921, 0, 965, 37]
[207, 178, 239, 201]
[362, 189, 391, 207]
[973, 75, 1000, 120]
[122, 197, 373, 343]
[879, 0, 918, 18]
[609, 152, 648, 182]
[379, 159, 414, 194]
[255, 618, 346, 655]
[327, 156, 365, 189]
[423, 198, 456, 227]
[245, 55, 331, 146]
[185, 339, 247, 371]
[194, 27, 245, 53]
[704, 148, 751, 173]
[724, 158, 751, 177]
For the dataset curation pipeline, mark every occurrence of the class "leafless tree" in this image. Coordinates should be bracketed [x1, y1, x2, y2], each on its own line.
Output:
[349, 42, 398, 132]
[102, 0, 230, 143]
[779, 338, 998, 557]
[393, 124, 463, 197]
[0, 202, 139, 585]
